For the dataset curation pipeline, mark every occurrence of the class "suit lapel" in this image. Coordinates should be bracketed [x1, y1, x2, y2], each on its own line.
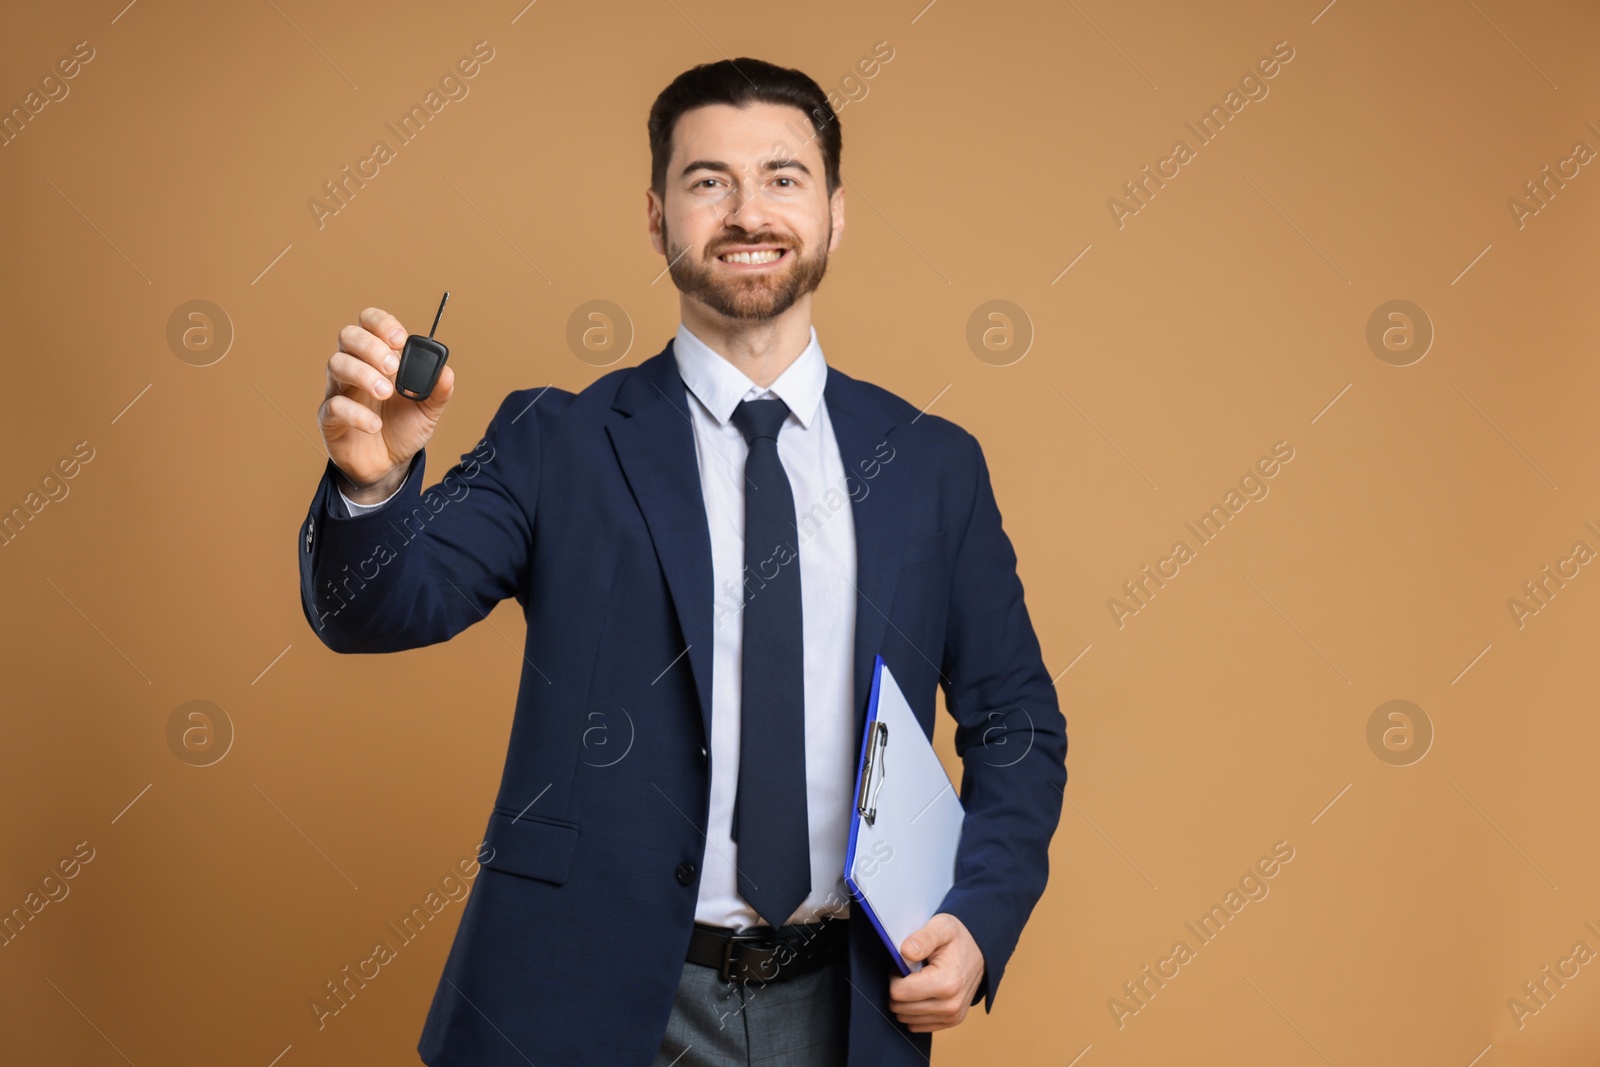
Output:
[607, 341, 718, 746]
[606, 340, 909, 751]
[822, 363, 909, 745]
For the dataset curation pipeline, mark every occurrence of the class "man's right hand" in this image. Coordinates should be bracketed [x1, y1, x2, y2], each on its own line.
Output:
[319, 306, 456, 504]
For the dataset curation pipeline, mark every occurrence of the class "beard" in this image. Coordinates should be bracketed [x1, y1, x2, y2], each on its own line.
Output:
[663, 217, 831, 321]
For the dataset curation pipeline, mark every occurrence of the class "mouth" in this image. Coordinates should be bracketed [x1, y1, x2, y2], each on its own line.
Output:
[714, 247, 790, 269]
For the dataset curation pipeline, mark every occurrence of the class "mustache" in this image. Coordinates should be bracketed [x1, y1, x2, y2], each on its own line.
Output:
[706, 235, 797, 256]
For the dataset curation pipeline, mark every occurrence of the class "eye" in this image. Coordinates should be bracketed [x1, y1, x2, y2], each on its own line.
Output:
[775, 177, 797, 187]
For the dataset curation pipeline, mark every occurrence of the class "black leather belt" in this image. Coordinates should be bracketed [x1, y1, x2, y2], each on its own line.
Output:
[687, 916, 848, 984]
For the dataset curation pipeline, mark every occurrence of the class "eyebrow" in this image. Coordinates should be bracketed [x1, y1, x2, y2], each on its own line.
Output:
[679, 157, 812, 181]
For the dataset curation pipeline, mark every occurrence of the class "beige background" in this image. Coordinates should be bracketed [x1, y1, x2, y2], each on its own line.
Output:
[2, 0, 1598, 1064]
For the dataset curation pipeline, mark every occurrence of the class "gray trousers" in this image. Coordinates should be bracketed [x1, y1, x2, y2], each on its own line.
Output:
[652, 954, 850, 1066]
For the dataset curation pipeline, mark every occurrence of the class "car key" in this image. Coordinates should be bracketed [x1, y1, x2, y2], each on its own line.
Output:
[394, 291, 451, 401]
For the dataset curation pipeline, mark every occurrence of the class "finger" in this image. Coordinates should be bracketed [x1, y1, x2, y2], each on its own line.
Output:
[900, 921, 951, 964]
[338, 321, 401, 373]
[888, 976, 961, 1007]
[896, 1004, 953, 1023]
[414, 361, 454, 416]
[358, 307, 409, 352]
[328, 351, 395, 402]
[321, 393, 384, 437]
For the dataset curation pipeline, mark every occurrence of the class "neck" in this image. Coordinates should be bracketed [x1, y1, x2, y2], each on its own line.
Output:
[680, 293, 814, 389]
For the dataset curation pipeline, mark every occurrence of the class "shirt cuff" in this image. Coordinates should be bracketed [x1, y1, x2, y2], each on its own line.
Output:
[337, 478, 405, 515]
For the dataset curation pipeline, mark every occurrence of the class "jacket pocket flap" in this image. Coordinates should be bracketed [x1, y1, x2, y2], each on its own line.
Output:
[482, 809, 579, 886]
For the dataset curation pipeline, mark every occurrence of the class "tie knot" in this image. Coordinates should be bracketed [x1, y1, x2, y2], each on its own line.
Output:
[731, 397, 791, 445]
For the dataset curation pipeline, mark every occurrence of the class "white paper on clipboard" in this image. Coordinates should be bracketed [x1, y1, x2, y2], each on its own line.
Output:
[843, 655, 966, 975]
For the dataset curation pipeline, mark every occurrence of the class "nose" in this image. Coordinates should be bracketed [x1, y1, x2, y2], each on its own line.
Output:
[720, 172, 771, 230]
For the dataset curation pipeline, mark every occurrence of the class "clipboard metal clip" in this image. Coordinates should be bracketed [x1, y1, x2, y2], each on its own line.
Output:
[855, 721, 889, 826]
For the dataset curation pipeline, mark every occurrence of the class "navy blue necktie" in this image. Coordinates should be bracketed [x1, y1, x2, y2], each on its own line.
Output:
[728, 396, 810, 929]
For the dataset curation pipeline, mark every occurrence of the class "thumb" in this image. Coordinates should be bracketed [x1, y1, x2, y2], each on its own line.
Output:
[901, 916, 950, 963]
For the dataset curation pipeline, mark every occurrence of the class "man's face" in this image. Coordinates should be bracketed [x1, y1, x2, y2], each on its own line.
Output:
[649, 102, 844, 322]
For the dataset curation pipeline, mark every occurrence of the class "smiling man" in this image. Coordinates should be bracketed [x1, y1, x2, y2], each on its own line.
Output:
[300, 57, 1066, 1066]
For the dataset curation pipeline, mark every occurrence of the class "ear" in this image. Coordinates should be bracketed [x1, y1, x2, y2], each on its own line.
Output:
[646, 188, 666, 256]
[827, 183, 846, 253]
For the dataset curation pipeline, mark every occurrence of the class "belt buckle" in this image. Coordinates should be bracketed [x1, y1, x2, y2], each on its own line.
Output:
[719, 929, 768, 983]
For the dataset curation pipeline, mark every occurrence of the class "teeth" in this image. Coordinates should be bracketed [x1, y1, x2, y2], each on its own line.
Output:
[719, 249, 783, 264]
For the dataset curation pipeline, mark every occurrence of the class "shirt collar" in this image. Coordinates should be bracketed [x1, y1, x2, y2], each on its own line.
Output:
[673, 321, 827, 431]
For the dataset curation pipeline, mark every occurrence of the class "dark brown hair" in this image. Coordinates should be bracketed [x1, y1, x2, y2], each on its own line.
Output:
[648, 57, 842, 199]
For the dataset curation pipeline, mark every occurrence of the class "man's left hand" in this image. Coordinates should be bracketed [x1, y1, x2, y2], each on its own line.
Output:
[887, 912, 986, 1032]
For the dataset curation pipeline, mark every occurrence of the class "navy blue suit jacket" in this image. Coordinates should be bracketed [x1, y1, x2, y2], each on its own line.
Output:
[297, 338, 1067, 1066]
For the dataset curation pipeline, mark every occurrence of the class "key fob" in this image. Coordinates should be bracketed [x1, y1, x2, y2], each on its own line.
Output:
[395, 334, 448, 401]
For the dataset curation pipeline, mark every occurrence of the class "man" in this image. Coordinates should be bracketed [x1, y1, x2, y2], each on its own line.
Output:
[299, 56, 1066, 1066]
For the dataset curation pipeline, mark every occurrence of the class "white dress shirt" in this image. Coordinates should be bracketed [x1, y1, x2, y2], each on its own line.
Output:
[341, 322, 858, 930]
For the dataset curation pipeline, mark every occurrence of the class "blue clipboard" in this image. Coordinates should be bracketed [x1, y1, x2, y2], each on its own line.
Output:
[842, 655, 966, 975]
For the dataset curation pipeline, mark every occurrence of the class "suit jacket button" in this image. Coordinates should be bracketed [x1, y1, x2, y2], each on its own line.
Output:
[698, 745, 708, 764]
[675, 861, 696, 886]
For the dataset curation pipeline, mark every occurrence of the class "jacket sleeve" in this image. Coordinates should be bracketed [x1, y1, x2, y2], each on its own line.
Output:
[934, 429, 1068, 1013]
[297, 388, 545, 654]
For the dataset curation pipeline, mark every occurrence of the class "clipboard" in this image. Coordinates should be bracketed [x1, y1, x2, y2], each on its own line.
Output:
[843, 655, 966, 975]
